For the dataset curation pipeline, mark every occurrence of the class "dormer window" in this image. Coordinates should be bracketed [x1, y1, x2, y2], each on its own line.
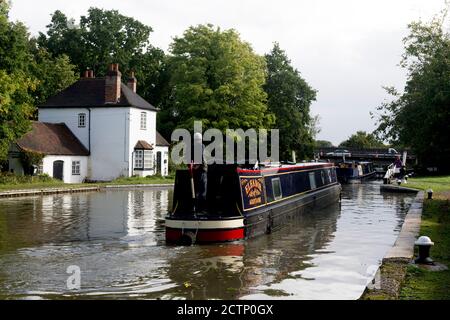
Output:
[78, 113, 86, 128]
[140, 112, 147, 130]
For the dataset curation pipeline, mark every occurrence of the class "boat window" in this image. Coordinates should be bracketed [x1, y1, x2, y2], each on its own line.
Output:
[327, 169, 332, 184]
[309, 172, 316, 190]
[272, 178, 282, 201]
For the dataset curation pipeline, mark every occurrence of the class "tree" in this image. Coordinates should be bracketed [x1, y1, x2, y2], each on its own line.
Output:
[339, 131, 385, 149]
[373, 10, 450, 170]
[0, 70, 36, 160]
[264, 43, 317, 160]
[0, 2, 77, 160]
[0, 3, 34, 160]
[28, 47, 78, 106]
[315, 140, 334, 148]
[159, 24, 273, 137]
[37, 8, 165, 104]
[0, 5, 32, 74]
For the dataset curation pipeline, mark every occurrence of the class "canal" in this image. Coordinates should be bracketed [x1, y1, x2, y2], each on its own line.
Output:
[0, 182, 414, 300]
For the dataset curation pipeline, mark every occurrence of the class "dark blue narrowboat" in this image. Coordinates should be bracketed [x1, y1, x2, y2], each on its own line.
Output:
[336, 161, 376, 183]
[165, 162, 341, 244]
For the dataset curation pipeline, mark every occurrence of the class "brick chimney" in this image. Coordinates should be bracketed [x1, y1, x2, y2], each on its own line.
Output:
[105, 63, 121, 103]
[83, 69, 95, 78]
[127, 71, 137, 93]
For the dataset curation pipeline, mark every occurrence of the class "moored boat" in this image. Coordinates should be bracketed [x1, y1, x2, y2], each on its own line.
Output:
[336, 161, 376, 183]
[165, 162, 341, 244]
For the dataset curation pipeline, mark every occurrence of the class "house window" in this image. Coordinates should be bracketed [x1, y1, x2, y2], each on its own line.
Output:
[134, 149, 153, 170]
[36, 161, 44, 175]
[140, 112, 147, 130]
[144, 150, 153, 169]
[272, 178, 282, 201]
[134, 150, 144, 169]
[78, 113, 86, 128]
[72, 161, 81, 175]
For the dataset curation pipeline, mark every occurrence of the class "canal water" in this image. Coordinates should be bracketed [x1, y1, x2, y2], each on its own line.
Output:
[0, 182, 414, 300]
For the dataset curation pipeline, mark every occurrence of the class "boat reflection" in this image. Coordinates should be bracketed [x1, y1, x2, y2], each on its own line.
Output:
[165, 202, 340, 300]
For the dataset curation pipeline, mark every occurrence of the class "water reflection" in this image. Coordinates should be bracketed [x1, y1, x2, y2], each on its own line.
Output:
[0, 183, 414, 300]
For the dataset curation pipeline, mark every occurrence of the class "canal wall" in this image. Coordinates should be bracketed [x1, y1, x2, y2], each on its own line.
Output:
[383, 191, 424, 262]
[0, 184, 174, 198]
[361, 191, 424, 299]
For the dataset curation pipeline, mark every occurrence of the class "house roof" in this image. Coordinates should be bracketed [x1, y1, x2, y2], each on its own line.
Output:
[156, 131, 170, 147]
[16, 122, 90, 156]
[39, 78, 158, 111]
[134, 140, 154, 150]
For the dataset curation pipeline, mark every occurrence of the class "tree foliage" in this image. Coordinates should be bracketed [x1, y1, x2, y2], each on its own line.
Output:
[264, 43, 317, 160]
[37, 8, 165, 104]
[158, 24, 273, 137]
[0, 70, 35, 161]
[339, 131, 385, 149]
[29, 47, 78, 105]
[0, 2, 76, 160]
[373, 10, 450, 170]
[315, 140, 334, 148]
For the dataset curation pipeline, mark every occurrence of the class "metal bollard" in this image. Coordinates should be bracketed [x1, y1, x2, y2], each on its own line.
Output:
[414, 236, 434, 265]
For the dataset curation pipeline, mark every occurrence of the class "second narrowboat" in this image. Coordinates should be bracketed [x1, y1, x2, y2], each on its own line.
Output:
[336, 161, 376, 183]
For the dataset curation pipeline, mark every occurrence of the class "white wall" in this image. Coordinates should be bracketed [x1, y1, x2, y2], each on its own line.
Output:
[89, 108, 129, 181]
[128, 108, 157, 177]
[40, 107, 129, 181]
[42, 155, 88, 184]
[39, 108, 90, 150]
[39, 107, 161, 181]
[154, 146, 169, 176]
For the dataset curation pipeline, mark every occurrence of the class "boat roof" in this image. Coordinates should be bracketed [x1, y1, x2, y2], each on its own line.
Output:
[237, 162, 334, 175]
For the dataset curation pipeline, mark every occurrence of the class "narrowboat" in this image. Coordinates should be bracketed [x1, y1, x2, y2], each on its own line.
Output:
[165, 162, 341, 245]
[336, 161, 376, 183]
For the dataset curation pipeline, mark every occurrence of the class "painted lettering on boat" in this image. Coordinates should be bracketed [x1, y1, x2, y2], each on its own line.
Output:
[240, 177, 265, 209]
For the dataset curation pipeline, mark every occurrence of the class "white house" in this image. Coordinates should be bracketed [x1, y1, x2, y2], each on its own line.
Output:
[8, 64, 170, 183]
[8, 122, 90, 183]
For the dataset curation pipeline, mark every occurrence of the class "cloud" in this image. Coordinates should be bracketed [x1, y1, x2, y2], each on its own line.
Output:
[9, 0, 446, 145]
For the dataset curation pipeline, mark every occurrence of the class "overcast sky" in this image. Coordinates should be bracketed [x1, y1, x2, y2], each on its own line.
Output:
[9, 0, 445, 145]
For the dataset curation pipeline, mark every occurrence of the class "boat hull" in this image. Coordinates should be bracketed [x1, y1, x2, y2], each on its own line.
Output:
[165, 183, 341, 244]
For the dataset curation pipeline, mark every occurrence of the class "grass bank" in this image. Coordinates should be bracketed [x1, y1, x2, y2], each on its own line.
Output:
[0, 173, 174, 192]
[108, 175, 174, 186]
[362, 175, 450, 300]
[406, 175, 450, 192]
[0, 174, 81, 191]
[399, 191, 450, 299]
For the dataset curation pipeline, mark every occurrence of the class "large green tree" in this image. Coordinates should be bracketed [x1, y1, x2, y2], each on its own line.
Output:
[373, 12, 450, 170]
[339, 131, 385, 149]
[159, 24, 273, 137]
[38, 8, 165, 104]
[0, 2, 33, 160]
[0, 1, 76, 161]
[264, 43, 317, 160]
[28, 44, 78, 106]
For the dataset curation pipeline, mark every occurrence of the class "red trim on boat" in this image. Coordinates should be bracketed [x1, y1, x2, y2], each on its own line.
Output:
[166, 227, 245, 243]
[237, 163, 334, 174]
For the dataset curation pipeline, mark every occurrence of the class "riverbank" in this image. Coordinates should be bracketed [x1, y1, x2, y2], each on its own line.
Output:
[0, 175, 174, 198]
[362, 175, 450, 300]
